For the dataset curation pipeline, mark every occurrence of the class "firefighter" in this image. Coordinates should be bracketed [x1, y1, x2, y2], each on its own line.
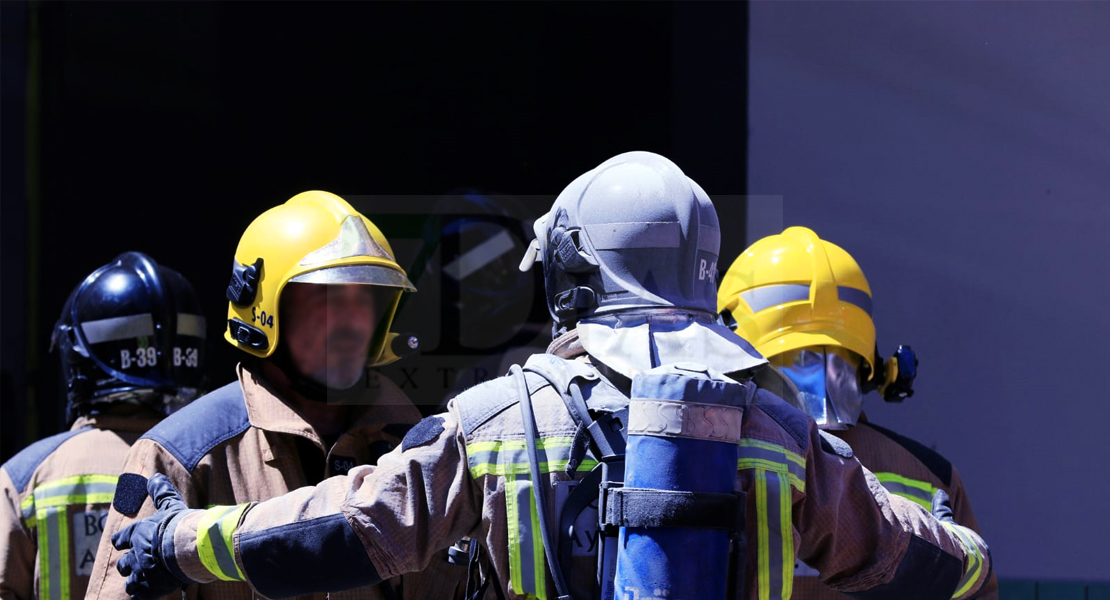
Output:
[0, 252, 206, 600]
[718, 225, 998, 599]
[84, 192, 472, 600]
[109, 153, 991, 600]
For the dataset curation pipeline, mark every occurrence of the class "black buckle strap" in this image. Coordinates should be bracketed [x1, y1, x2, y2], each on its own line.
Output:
[603, 487, 743, 531]
[226, 257, 263, 306]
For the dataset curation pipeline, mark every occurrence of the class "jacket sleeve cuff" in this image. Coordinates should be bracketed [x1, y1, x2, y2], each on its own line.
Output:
[171, 505, 252, 584]
[159, 510, 195, 585]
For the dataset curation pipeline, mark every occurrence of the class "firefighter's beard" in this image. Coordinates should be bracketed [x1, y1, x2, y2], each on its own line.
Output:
[313, 328, 372, 390]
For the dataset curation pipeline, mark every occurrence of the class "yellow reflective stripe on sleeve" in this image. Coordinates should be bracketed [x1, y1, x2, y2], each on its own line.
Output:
[37, 506, 52, 600]
[196, 504, 249, 582]
[26, 492, 116, 512]
[33, 474, 117, 492]
[739, 440, 799, 600]
[467, 437, 597, 478]
[504, 477, 525, 596]
[755, 471, 770, 600]
[737, 439, 805, 494]
[20, 493, 35, 526]
[22, 475, 119, 600]
[528, 484, 548, 600]
[779, 474, 794, 600]
[23, 474, 119, 526]
[873, 472, 936, 511]
[58, 506, 71, 600]
[38, 506, 70, 600]
[739, 439, 806, 469]
[504, 477, 543, 600]
[940, 521, 985, 599]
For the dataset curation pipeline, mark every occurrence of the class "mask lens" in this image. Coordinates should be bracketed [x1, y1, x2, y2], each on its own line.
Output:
[773, 348, 829, 423]
[773, 346, 864, 429]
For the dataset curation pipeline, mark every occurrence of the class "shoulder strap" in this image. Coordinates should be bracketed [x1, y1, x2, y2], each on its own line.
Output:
[522, 357, 628, 472]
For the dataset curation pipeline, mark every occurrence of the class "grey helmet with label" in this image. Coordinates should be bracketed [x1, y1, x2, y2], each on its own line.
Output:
[520, 151, 765, 378]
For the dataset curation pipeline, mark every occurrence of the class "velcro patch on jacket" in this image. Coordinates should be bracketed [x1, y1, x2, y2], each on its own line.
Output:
[402, 416, 445, 451]
[113, 473, 149, 515]
[819, 430, 854, 459]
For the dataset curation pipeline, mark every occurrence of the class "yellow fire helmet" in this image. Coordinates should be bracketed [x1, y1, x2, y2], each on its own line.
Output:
[224, 190, 416, 367]
[716, 226, 876, 380]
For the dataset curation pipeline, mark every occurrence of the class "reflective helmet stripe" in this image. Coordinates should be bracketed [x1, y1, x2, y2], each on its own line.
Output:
[741, 285, 872, 317]
[80, 315, 154, 344]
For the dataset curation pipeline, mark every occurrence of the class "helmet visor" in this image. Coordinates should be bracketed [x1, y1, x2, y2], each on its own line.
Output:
[290, 264, 416, 292]
[771, 346, 863, 430]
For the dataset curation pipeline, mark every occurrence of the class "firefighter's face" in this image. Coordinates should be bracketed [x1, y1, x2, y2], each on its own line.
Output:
[282, 282, 378, 389]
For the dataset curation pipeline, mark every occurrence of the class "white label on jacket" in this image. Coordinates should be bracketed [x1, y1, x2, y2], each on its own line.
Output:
[74, 510, 109, 576]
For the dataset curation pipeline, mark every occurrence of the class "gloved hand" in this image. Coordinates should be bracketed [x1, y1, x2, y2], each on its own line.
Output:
[112, 474, 198, 600]
[930, 488, 955, 523]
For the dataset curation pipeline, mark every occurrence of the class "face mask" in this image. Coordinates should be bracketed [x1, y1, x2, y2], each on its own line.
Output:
[772, 346, 863, 430]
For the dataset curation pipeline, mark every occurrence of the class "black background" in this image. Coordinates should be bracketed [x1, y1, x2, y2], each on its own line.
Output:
[1, 1, 749, 461]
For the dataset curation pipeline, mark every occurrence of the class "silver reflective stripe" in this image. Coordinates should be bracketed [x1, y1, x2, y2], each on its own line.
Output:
[81, 314, 154, 344]
[205, 506, 241, 582]
[697, 225, 721, 255]
[837, 286, 873, 316]
[585, 222, 681, 250]
[443, 230, 516, 281]
[740, 284, 873, 316]
[177, 314, 207, 338]
[741, 285, 810, 314]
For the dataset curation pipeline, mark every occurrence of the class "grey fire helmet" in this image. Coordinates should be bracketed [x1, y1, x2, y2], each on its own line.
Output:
[520, 151, 766, 378]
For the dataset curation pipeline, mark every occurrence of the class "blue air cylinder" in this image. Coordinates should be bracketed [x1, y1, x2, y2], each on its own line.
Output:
[613, 363, 745, 600]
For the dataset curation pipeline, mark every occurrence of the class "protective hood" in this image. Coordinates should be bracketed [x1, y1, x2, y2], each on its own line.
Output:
[577, 310, 767, 379]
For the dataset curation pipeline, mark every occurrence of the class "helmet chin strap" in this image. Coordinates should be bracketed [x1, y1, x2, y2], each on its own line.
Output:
[268, 343, 369, 405]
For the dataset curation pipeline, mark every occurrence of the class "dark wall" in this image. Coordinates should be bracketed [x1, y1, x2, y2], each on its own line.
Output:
[2, 1, 748, 457]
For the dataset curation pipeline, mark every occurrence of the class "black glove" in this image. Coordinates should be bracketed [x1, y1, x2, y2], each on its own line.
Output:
[112, 474, 198, 600]
[930, 488, 955, 523]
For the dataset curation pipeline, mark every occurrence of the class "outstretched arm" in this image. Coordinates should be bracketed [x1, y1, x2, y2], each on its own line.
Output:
[113, 411, 482, 600]
[796, 425, 991, 600]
